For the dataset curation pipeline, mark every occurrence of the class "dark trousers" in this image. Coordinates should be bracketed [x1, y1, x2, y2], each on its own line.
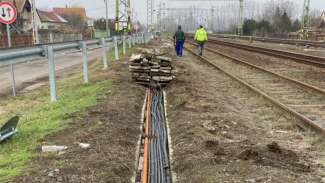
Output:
[176, 39, 184, 56]
[197, 41, 205, 55]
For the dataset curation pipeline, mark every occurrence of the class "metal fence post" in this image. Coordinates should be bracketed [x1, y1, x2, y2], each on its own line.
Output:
[50, 33, 54, 43]
[81, 42, 89, 83]
[101, 38, 108, 68]
[144, 34, 147, 46]
[140, 34, 142, 44]
[128, 35, 132, 48]
[10, 64, 16, 96]
[122, 36, 126, 54]
[47, 46, 57, 102]
[114, 36, 119, 60]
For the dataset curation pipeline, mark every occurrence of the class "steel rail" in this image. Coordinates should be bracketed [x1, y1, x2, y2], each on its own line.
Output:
[180, 43, 325, 134]
[217, 35, 325, 48]
[186, 34, 325, 67]
[207, 38, 325, 68]
[184, 40, 325, 95]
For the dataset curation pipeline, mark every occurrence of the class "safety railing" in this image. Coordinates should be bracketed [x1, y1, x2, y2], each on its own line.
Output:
[0, 33, 153, 101]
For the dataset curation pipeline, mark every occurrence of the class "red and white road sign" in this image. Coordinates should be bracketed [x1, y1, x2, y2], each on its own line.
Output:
[133, 24, 139, 30]
[0, 2, 17, 24]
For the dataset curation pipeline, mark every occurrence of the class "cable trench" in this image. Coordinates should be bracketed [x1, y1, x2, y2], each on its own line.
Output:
[147, 85, 171, 183]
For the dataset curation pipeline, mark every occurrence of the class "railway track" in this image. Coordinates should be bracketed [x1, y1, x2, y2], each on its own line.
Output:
[187, 35, 325, 68]
[178, 39, 325, 134]
[217, 35, 325, 48]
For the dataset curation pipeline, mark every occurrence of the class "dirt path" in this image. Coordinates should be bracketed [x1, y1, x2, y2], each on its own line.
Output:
[165, 43, 325, 182]
[8, 53, 146, 183]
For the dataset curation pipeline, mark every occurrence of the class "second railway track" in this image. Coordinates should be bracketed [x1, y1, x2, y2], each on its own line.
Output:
[187, 35, 325, 68]
[178, 38, 325, 135]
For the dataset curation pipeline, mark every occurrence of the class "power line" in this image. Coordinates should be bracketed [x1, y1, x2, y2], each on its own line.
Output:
[86, 7, 106, 11]
[56, 0, 78, 7]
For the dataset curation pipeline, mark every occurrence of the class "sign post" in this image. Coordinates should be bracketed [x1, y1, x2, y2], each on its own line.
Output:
[7, 24, 11, 47]
[0, 1, 17, 97]
[133, 24, 139, 34]
[87, 20, 94, 38]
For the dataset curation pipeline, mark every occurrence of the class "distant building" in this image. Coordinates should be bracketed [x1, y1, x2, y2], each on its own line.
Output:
[97, 18, 116, 30]
[53, 6, 87, 23]
[36, 10, 68, 30]
[322, 11, 325, 21]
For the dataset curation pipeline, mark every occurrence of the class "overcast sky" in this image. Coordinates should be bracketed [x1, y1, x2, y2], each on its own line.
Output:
[36, 0, 325, 24]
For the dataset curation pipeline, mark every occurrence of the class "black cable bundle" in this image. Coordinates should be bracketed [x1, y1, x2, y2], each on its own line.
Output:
[148, 85, 171, 183]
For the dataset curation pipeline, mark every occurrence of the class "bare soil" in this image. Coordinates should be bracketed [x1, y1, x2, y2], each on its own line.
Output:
[5, 37, 325, 183]
[8, 51, 146, 183]
[165, 40, 325, 182]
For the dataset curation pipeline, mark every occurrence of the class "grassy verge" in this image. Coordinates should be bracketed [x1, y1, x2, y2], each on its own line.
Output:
[0, 42, 138, 181]
[160, 31, 173, 37]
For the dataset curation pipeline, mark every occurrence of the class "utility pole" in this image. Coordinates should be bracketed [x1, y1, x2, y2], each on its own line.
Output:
[30, 0, 39, 44]
[163, 3, 165, 30]
[190, 11, 193, 32]
[211, 6, 214, 33]
[238, 0, 243, 35]
[105, 0, 109, 36]
[158, 3, 162, 30]
[301, 0, 310, 40]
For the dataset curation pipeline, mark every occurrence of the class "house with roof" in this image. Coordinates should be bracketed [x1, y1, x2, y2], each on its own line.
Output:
[53, 5, 87, 23]
[36, 10, 68, 30]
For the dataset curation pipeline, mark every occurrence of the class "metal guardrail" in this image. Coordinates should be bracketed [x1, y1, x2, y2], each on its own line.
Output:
[0, 33, 153, 101]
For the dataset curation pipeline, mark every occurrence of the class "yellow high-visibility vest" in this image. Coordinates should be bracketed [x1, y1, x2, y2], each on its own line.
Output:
[194, 28, 208, 41]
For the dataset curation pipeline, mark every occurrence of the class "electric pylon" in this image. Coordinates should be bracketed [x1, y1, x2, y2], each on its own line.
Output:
[301, 0, 310, 40]
[115, 0, 131, 33]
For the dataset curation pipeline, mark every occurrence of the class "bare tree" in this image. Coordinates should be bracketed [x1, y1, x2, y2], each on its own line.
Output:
[38, 6, 51, 11]
[310, 8, 323, 28]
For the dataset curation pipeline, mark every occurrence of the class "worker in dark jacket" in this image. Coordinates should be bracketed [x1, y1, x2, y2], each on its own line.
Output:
[173, 25, 186, 57]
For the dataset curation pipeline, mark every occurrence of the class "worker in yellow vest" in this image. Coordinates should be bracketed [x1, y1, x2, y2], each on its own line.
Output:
[194, 25, 208, 56]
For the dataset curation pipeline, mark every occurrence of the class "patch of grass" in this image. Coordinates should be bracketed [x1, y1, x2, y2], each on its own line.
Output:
[96, 173, 106, 178]
[54, 160, 66, 166]
[88, 124, 99, 131]
[160, 31, 173, 37]
[0, 42, 140, 181]
[207, 176, 218, 183]
[107, 41, 139, 59]
[73, 129, 84, 135]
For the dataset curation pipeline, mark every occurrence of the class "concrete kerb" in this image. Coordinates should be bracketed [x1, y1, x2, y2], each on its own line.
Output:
[163, 91, 177, 182]
[131, 93, 148, 183]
